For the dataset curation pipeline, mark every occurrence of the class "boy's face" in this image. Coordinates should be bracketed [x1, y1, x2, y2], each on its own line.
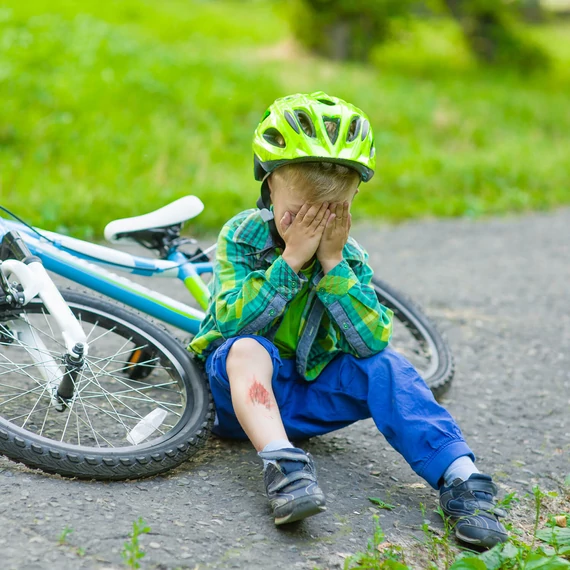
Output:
[268, 174, 358, 241]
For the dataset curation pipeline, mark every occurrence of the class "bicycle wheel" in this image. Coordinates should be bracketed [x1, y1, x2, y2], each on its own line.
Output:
[0, 289, 214, 480]
[372, 278, 454, 398]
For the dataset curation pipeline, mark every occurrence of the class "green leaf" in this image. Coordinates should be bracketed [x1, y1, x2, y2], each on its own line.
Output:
[523, 553, 570, 569]
[382, 561, 411, 569]
[502, 542, 523, 560]
[536, 528, 570, 547]
[450, 557, 488, 570]
[479, 543, 512, 570]
[368, 497, 396, 510]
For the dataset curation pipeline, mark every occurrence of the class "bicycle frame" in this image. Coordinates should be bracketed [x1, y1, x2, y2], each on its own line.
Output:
[3, 219, 212, 334]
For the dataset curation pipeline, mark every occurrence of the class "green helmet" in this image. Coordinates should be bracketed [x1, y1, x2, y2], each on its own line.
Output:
[253, 91, 376, 183]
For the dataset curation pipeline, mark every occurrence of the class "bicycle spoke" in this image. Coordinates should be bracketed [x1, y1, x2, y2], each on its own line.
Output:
[8, 405, 53, 423]
[40, 308, 61, 348]
[21, 378, 52, 429]
[39, 399, 52, 436]
[81, 362, 134, 438]
[0, 295, 191, 453]
[83, 362, 182, 418]
[0, 385, 46, 408]
[0, 354, 56, 389]
[84, 318, 100, 341]
[76, 393, 101, 447]
[87, 358, 178, 406]
[64, 405, 116, 447]
[86, 324, 118, 345]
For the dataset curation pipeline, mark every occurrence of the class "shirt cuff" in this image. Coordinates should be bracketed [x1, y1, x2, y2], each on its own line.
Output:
[266, 256, 304, 301]
[315, 260, 358, 305]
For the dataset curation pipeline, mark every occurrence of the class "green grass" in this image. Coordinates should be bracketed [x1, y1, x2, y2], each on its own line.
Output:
[341, 483, 570, 570]
[0, 1, 569, 238]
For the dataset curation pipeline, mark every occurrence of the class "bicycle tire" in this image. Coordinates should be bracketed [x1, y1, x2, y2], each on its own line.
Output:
[0, 289, 214, 480]
[372, 278, 454, 399]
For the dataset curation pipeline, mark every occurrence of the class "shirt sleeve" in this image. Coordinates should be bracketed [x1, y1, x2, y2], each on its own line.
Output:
[212, 223, 304, 338]
[315, 255, 393, 357]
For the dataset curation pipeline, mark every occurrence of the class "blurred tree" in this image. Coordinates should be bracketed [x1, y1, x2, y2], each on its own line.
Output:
[519, 0, 545, 23]
[442, 0, 549, 69]
[290, 0, 414, 61]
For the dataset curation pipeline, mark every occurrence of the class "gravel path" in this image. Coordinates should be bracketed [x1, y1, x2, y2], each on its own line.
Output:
[1, 209, 568, 569]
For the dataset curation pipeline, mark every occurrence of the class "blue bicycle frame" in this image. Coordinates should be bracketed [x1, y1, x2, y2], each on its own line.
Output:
[2, 219, 212, 334]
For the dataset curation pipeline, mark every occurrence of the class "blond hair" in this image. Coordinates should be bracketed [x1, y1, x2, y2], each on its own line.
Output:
[271, 162, 359, 203]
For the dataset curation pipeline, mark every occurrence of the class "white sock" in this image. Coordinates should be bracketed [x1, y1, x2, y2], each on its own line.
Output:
[259, 439, 294, 470]
[443, 455, 479, 486]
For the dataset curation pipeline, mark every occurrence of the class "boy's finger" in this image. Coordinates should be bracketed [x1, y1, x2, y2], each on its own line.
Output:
[334, 201, 343, 220]
[296, 202, 311, 222]
[302, 202, 325, 225]
[318, 209, 332, 231]
[309, 202, 329, 228]
[280, 211, 292, 231]
[342, 202, 349, 227]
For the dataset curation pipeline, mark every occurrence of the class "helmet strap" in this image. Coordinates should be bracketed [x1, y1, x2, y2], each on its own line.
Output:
[257, 177, 285, 250]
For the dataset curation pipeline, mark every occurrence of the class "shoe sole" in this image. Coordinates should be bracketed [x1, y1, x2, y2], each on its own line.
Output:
[274, 496, 327, 525]
[456, 528, 507, 549]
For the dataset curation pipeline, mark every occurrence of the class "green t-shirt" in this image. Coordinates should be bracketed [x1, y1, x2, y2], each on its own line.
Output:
[273, 259, 315, 358]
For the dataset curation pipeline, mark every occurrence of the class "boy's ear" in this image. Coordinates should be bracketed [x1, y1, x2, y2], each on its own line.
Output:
[267, 175, 274, 199]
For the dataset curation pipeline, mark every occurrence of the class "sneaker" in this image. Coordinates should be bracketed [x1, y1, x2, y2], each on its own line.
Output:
[258, 447, 326, 525]
[439, 473, 508, 548]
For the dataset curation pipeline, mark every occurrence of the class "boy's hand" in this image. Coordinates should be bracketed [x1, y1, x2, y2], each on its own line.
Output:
[280, 202, 330, 273]
[317, 202, 350, 274]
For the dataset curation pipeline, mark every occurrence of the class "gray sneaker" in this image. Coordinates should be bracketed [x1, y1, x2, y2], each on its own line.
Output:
[258, 447, 326, 525]
[439, 473, 508, 548]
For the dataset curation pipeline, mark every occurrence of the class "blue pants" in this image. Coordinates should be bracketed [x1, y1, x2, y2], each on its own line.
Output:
[205, 336, 474, 489]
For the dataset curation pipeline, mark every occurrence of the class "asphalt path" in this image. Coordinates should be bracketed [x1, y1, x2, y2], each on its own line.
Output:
[1, 208, 568, 569]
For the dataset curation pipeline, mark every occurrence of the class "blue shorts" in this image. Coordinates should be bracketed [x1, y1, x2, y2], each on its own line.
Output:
[205, 335, 474, 489]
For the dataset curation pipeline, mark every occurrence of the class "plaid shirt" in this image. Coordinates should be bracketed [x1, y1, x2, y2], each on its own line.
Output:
[189, 208, 393, 380]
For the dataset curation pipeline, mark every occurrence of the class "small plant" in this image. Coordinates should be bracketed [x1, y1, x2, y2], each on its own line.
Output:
[58, 526, 73, 545]
[349, 482, 570, 570]
[451, 485, 570, 570]
[495, 491, 520, 513]
[122, 517, 151, 570]
[344, 514, 410, 569]
[418, 503, 455, 570]
[368, 497, 396, 511]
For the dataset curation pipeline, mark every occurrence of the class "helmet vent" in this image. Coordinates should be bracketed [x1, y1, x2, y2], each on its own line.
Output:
[284, 110, 300, 133]
[347, 117, 361, 142]
[317, 98, 336, 106]
[370, 142, 375, 158]
[361, 119, 370, 141]
[294, 110, 316, 138]
[323, 117, 340, 144]
[263, 128, 286, 148]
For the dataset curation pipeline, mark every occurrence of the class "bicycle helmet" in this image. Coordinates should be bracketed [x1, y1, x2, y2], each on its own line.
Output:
[253, 91, 376, 184]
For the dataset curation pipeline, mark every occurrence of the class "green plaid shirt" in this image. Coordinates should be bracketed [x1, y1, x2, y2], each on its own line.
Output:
[189, 208, 393, 380]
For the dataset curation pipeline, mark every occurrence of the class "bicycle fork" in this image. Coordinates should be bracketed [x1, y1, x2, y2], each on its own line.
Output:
[0, 230, 88, 410]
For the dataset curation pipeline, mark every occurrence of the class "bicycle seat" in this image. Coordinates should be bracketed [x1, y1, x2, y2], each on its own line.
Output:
[104, 195, 204, 243]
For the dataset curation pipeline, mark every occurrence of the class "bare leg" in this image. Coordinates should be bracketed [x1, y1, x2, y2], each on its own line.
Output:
[225, 338, 288, 451]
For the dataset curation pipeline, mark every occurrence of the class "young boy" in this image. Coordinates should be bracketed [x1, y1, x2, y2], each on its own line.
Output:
[189, 92, 507, 549]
